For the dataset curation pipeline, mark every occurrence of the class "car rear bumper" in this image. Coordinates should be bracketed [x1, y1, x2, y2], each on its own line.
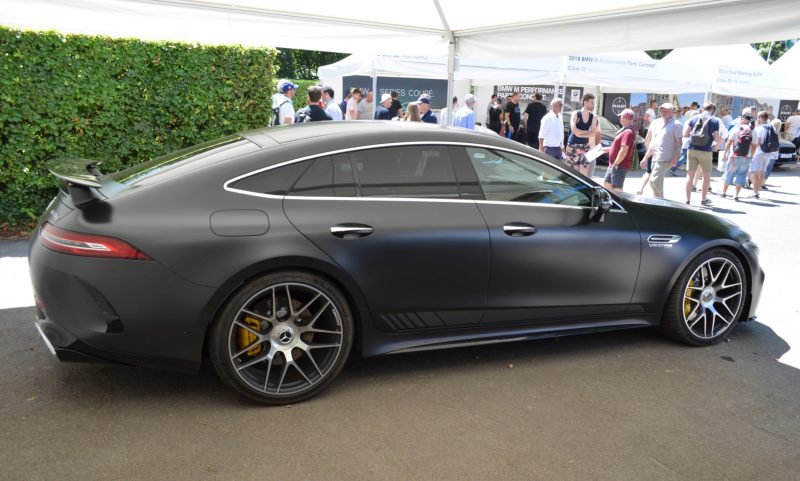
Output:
[29, 233, 226, 373]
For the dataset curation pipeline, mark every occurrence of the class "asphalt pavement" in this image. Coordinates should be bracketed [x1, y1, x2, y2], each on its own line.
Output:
[1, 165, 799, 481]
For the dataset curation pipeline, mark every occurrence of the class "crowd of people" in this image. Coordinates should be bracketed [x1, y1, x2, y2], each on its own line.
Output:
[272, 78, 800, 206]
[270, 79, 444, 126]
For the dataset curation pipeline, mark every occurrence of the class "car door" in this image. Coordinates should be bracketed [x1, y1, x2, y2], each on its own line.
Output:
[283, 146, 490, 333]
[455, 146, 641, 325]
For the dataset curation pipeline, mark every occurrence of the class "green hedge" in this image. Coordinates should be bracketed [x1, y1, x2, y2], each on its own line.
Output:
[0, 27, 280, 227]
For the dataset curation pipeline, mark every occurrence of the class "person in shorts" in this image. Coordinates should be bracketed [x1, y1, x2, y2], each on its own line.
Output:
[603, 109, 636, 192]
[566, 93, 599, 176]
[721, 114, 754, 201]
[683, 102, 721, 206]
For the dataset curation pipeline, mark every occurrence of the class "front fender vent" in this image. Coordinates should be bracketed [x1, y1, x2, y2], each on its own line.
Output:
[648, 234, 681, 244]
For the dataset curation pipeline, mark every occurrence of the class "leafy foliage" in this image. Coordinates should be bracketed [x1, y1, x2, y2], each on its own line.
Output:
[0, 27, 278, 226]
[276, 49, 348, 80]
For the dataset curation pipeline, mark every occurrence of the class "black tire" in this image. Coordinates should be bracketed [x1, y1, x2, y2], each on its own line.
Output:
[661, 249, 747, 346]
[209, 270, 354, 404]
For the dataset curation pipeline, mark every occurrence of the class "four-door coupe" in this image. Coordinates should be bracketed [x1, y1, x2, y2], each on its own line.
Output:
[30, 121, 764, 404]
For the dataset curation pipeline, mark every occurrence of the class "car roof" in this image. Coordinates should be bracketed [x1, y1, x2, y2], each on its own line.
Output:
[240, 121, 509, 150]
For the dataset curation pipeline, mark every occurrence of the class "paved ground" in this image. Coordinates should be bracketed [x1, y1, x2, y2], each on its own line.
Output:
[1, 165, 799, 481]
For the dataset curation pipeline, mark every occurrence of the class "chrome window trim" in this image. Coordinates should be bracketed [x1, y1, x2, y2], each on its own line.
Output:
[223, 141, 627, 213]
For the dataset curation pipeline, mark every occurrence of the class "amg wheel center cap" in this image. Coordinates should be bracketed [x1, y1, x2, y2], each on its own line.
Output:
[701, 288, 714, 304]
[277, 329, 294, 345]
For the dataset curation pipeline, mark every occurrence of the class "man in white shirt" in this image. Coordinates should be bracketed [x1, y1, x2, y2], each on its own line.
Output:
[642, 103, 682, 198]
[786, 109, 800, 149]
[538, 98, 564, 159]
[271, 79, 297, 126]
[346, 88, 362, 120]
[322, 86, 343, 121]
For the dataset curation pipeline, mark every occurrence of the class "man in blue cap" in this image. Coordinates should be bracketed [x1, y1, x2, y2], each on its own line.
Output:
[418, 94, 438, 124]
[271, 79, 298, 126]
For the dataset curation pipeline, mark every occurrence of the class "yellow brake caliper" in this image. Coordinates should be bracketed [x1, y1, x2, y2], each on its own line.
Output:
[237, 316, 263, 356]
[684, 279, 696, 319]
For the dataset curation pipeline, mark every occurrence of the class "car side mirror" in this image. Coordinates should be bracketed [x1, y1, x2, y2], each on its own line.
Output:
[590, 187, 613, 223]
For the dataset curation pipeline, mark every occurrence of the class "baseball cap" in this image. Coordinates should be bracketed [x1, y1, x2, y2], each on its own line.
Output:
[659, 102, 674, 110]
[464, 94, 476, 104]
[418, 94, 431, 104]
[619, 109, 635, 120]
[277, 79, 298, 93]
[380, 93, 392, 103]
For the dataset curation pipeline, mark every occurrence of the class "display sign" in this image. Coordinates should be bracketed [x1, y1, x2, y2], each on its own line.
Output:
[342, 75, 448, 110]
[603, 93, 631, 119]
[376, 76, 448, 110]
[778, 100, 797, 121]
[493, 84, 583, 113]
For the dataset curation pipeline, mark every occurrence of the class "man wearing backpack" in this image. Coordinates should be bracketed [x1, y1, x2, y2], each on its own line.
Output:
[721, 113, 755, 201]
[271, 79, 298, 126]
[750, 111, 779, 199]
[683, 102, 721, 206]
[293, 85, 333, 124]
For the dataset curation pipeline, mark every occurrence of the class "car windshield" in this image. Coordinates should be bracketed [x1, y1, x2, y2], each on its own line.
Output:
[597, 115, 620, 132]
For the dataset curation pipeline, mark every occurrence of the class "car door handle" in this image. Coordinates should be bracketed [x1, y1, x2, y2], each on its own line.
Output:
[330, 224, 374, 239]
[503, 223, 538, 237]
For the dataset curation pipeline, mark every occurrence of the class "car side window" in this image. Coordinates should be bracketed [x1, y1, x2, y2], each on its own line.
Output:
[349, 146, 459, 199]
[228, 160, 310, 196]
[289, 154, 356, 197]
[466, 147, 592, 206]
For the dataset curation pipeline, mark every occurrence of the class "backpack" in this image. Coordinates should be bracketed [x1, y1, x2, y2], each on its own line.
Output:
[762, 124, 780, 153]
[690, 117, 711, 147]
[294, 107, 313, 124]
[734, 126, 753, 157]
[271, 99, 291, 126]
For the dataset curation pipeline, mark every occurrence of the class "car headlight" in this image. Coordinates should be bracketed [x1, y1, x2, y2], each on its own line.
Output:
[600, 140, 611, 147]
[744, 240, 759, 256]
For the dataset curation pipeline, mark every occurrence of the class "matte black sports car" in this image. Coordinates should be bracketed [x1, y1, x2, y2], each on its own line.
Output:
[30, 121, 764, 404]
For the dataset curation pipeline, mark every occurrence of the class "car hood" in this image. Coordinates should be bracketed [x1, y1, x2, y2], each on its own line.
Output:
[617, 192, 749, 240]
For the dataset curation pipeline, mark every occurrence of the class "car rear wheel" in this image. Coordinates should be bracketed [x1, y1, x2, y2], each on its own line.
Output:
[209, 271, 353, 404]
[661, 249, 747, 346]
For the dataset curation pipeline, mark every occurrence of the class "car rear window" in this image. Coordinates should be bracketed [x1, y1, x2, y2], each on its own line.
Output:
[111, 135, 253, 185]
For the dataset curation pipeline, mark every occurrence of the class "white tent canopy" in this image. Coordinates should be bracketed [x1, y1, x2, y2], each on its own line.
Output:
[662, 44, 799, 100]
[4, 0, 800, 57]
[772, 44, 800, 73]
[4, 0, 800, 111]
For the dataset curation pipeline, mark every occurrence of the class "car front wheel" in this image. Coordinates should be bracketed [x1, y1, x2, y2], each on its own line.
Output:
[209, 271, 353, 404]
[661, 249, 747, 346]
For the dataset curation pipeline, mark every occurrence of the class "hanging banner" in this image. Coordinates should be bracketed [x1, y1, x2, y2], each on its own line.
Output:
[342, 75, 448, 109]
[376, 77, 448, 110]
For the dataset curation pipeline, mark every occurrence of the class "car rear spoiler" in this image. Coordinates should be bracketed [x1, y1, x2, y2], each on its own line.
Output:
[48, 158, 107, 207]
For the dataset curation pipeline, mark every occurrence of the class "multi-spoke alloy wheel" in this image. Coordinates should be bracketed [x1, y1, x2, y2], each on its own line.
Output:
[662, 250, 747, 346]
[210, 272, 353, 404]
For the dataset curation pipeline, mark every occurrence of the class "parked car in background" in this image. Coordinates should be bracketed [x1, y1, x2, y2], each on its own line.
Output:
[775, 139, 798, 167]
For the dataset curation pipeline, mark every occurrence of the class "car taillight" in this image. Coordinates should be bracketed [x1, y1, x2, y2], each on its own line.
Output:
[40, 223, 152, 260]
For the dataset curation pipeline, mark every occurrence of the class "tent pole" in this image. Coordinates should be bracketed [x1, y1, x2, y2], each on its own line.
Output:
[446, 38, 455, 126]
[433, 0, 454, 126]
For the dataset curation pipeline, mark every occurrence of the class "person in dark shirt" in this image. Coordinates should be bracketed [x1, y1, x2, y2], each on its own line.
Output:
[418, 94, 438, 124]
[388, 91, 402, 119]
[374, 93, 392, 120]
[294, 85, 332, 123]
[487, 96, 503, 134]
[503, 93, 522, 142]
[523, 93, 548, 149]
